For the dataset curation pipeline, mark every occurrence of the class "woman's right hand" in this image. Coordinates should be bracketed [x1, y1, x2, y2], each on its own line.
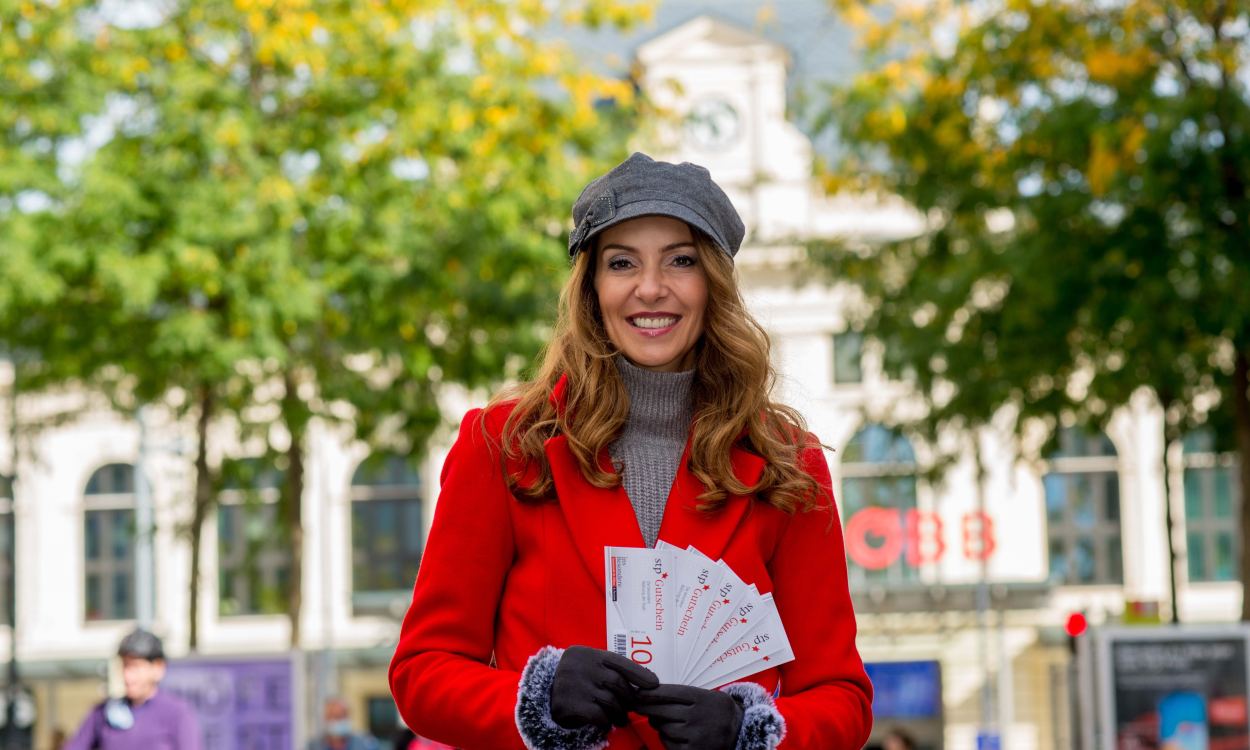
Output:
[550, 646, 660, 730]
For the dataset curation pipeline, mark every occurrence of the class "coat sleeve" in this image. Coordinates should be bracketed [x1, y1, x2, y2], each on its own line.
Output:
[770, 443, 873, 748]
[388, 408, 527, 749]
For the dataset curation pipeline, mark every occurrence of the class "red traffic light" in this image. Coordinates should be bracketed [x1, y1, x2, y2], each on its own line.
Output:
[1065, 612, 1088, 638]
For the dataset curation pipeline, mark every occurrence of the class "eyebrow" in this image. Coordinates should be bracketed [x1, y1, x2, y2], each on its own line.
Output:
[599, 241, 696, 253]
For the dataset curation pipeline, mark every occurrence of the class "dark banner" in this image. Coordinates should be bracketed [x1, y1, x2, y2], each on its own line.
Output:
[1104, 630, 1250, 750]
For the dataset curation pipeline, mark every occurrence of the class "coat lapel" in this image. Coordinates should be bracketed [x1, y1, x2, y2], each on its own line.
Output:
[656, 443, 765, 562]
[545, 434, 645, 590]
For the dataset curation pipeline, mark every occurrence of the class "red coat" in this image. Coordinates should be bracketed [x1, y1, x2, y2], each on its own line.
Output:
[389, 380, 873, 749]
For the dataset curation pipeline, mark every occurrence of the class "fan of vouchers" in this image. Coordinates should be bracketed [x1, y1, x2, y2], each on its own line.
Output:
[605, 542, 794, 688]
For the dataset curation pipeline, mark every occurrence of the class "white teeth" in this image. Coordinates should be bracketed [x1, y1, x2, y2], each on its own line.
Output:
[631, 316, 678, 329]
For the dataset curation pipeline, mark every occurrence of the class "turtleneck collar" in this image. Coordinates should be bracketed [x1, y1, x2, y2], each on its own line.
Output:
[614, 356, 695, 436]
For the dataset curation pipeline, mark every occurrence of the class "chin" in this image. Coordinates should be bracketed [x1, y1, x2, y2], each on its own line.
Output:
[627, 351, 688, 371]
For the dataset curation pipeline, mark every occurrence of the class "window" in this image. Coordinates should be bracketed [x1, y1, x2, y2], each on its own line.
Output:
[840, 424, 920, 587]
[1044, 427, 1123, 585]
[351, 454, 424, 615]
[84, 463, 137, 621]
[0, 474, 12, 626]
[1182, 429, 1240, 583]
[217, 459, 290, 616]
[832, 331, 863, 385]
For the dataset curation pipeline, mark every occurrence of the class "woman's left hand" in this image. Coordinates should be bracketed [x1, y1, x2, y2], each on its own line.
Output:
[634, 683, 743, 750]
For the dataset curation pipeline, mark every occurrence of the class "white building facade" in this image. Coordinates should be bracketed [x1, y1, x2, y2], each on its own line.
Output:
[1, 15, 1242, 750]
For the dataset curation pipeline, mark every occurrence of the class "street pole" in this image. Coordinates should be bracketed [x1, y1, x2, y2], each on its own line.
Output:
[4, 354, 25, 750]
[974, 440, 996, 745]
[134, 407, 154, 629]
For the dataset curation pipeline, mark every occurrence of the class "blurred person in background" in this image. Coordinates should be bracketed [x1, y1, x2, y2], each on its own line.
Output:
[308, 696, 379, 750]
[64, 628, 200, 750]
[882, 726, 917, 750]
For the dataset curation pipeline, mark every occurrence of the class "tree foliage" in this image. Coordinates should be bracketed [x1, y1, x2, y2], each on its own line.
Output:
[2, 0, 652, 645]
[815, 0, 1250, 612]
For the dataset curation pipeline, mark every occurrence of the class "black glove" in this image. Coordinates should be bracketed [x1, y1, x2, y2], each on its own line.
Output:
[550, 646, 660, 731]
[635, 683, 744, 750]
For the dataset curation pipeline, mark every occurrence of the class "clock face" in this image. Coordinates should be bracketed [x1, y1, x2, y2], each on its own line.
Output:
[684, 97, 740, 152]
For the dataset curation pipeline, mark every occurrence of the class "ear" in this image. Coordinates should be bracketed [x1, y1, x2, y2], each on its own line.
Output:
[152, 660, 167, 681]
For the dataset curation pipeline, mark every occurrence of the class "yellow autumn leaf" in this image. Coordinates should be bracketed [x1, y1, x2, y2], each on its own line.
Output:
[483, 105, 510, 127]
[844, 4, 872, 28]
[471, 74, 495, 99]
[1123, 123, 1147, 159]
[881, 60, 905, 85]
[525, 52, 558, 77]
[756, 3, 777, 27]
[448, 102, 473, 133]
[887, 104, 906, 134]
[597, 77, 635, 105]
[259, 175, 296, 203]
[1087, 135, 1119, 196]
[471, 131, 499, 158]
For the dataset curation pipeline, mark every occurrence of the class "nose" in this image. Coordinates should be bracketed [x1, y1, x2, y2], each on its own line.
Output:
[634, 262, 667, 302]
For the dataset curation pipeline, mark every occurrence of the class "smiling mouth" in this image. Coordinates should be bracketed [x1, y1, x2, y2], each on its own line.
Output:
[629, 315, 680, 329]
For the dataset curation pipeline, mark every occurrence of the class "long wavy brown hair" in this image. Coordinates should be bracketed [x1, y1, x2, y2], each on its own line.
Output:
[488, 228, 821, 513]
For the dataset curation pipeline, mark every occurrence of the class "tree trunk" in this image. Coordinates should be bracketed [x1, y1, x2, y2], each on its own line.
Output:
[281, 373, 307, 648]
[1234, 351, 1250, 622]
[1158, 392, 1181, 624]
[188, 386, 215, 651]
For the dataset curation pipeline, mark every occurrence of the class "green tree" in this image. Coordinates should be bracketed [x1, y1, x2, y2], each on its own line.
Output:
[815, 0, 1250, 616]
[4, 0, 653, 647]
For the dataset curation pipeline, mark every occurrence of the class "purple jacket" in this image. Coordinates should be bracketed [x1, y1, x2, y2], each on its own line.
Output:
[65, 690, 201, 750]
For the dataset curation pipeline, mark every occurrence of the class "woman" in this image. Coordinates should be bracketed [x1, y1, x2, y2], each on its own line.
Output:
[389, 153, 872, 749]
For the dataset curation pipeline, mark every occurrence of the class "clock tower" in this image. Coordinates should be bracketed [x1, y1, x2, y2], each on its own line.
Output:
[635, 15, 816, 243]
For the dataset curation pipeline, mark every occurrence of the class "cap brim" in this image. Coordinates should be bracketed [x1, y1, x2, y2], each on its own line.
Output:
[571, 199, 731, 257]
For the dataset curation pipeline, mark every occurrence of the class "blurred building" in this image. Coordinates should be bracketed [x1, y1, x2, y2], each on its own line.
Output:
[631, 16, 1242, 750]
[0, 13, 1242, 750]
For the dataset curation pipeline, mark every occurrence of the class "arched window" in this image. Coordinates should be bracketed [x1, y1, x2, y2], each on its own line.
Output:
[217, 458, 289, 616]
[1, 474, 12, 626]
[1043, 427, 1122, 585]
[84, 463, 136, 621]
[840, 424, 920, 587]
[350, 454, 424, 615]
[1182, 429, 1240, 583]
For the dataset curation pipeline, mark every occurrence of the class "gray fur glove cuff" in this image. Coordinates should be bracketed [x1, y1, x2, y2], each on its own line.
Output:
[721, 682, 787, 750]
[515, 646, 609, 750]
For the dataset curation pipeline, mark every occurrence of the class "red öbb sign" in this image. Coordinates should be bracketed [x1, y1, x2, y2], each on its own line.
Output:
[844, 509, 996, 569]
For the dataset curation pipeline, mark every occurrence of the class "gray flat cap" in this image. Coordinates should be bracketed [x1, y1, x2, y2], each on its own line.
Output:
[568, 152, 745, 259]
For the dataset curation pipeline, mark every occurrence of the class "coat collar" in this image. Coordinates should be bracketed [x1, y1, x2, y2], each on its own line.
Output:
[548, 373, 570, 417]
[543, 416, 767, 591]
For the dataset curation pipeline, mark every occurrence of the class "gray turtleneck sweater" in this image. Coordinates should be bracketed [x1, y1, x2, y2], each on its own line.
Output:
[609, 357, 695, 548]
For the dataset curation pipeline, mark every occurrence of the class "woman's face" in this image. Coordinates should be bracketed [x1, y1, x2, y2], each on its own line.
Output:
[594, 215, 709, 372]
